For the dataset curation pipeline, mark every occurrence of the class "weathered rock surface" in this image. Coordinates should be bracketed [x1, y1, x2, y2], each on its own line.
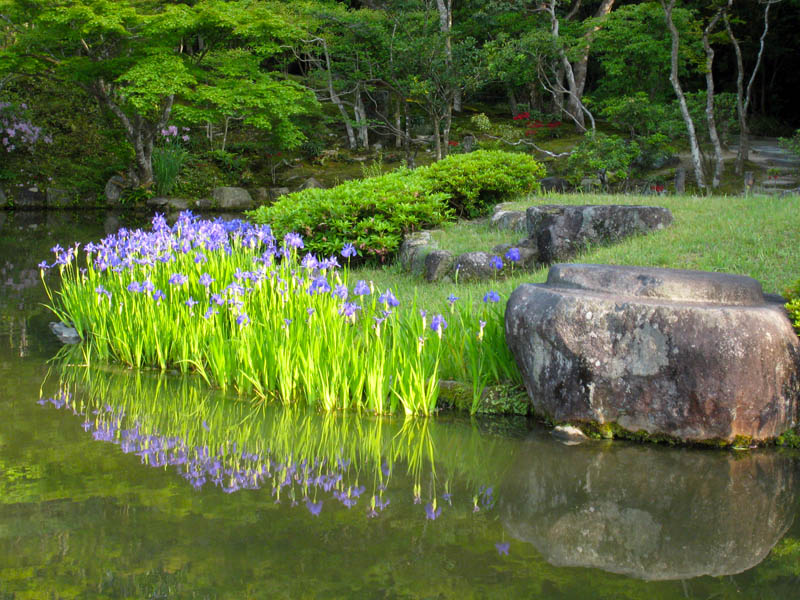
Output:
[540, 176, 569, 193]
[15, 187, 46, 209]
[490, 208, 527, 232]
[104, 175, 126, 205]
[398, 231, 434, 271]
[147, 197, 190, 211]
[526, 204, 673, 263]
[424, 250, 454, 282]
[49, 322, 82, 344]
[270, 187, 291, 202]
[212, 186, 253, 210]
[505, 263, 800, 443]
[298, 176, 324, 191]
[46, 188, 73, 208]
[500, 435, 797, 579]
[454, 251, 499, 283]
[491, 244, 539, 269]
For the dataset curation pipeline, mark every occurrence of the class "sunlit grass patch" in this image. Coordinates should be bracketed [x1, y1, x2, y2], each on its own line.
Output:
[42, 212, 519, 416]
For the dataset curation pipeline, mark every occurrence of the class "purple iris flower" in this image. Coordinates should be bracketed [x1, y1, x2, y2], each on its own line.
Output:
[301, 253, 319, 270]
[425, 503, 442, 520]
[490, 255, 503, 270]
[339, 302, 361, 318]
[128, 281, 143, 293]
[38, 260, 49, 270]
[447, 294, 459, 306]
[185, 297, 198, 308]
[95, 285, 111, 300]
[236, 313, 250, 327]
[152, 289, 165, 303]
[199, 273, 214, 287]
[319, 256, 340, 270]
[333, 284, 348, 300]
[306, 499, 323, 516]
[430, 314, 447, 333]
[169, 272, 188, 286]
[353, 280, 370, 296]
[495, 542, 510, 556]
[284, 232, 304, 249]
[483, 290, 500, 303]
[341, 243, 357, 258]
[143, 279, 155, 293]
[307, 276, 331, 295]
[378, 289, 400, 307]
[505, 247, 521, 262]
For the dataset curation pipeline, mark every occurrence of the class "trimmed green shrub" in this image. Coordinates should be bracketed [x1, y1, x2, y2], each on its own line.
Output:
[247, 169, 451, 260]
[420, 150, 546, 218]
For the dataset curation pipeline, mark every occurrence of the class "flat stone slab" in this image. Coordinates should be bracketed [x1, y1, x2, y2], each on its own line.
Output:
[526, 205, 673, 264]
[505, 264, 800, 443]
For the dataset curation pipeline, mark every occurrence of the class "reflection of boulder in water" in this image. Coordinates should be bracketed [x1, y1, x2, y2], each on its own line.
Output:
[500, 437, 797, 580]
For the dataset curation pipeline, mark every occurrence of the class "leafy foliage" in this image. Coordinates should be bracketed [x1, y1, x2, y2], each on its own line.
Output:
[420, 150, 545, 218]
[784, 279, 800, 335]
[566, 132, 640, 188]
[248, 170, 452, 260]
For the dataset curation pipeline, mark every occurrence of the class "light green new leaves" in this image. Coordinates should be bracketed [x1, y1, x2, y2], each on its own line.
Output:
[117, 54, 196, 116]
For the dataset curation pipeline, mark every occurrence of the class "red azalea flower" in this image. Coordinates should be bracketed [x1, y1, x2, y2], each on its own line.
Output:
[448, 140, 458, 146]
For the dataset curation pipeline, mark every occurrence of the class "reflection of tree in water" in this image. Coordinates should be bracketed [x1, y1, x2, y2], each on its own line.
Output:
[500, 436, 799, 580]
[39, 362, 517, 522]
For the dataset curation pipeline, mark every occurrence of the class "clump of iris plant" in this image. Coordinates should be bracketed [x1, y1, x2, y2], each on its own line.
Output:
[41, 211, 520, 416]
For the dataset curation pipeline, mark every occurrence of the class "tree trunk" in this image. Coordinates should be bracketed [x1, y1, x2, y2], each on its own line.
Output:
[703, 2, 730, 189]
[662, 0, 705, 190]
[355, 83, 369, 150]
[433, 114, 442, 160]
[403, 101, 415, 168]
[394, 95, 402, 148]
[508, 87, 519, 116]
[92, 81, 172, 188]
[725, 1, 773, 174]
[318, 38, 357, 150]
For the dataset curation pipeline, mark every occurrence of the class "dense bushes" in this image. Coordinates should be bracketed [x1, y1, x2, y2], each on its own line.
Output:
[785, 280, 800, 334]
[248, 150, 545, 259]
[248, 169, 452, 260]
[421, 150, 545, 218]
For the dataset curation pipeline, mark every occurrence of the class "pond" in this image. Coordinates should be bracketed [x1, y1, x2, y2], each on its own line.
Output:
[1, 211, 799, 599]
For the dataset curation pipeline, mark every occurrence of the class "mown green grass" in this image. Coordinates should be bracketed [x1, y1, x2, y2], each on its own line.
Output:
[359, 192, 800, 308]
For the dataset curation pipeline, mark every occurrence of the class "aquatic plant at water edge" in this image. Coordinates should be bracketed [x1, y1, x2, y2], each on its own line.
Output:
[41, 211, 519, 416]
[152, 126, 190, 196]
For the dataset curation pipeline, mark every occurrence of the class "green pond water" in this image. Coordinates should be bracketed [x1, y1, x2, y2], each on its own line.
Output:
[1, 211, 800, 599]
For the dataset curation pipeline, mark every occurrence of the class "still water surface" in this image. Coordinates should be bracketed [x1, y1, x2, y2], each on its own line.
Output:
[1, 211, 799, 599]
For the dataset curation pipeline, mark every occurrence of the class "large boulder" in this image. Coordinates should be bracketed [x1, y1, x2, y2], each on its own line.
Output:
[526, 204, 673, 264]
[104, 175, 126, 205]
[505, 264, 800, 443]
[46, 188, 73, 208]
[398, 231, 434, 271]
[490, 207, 526, 232]
[212, 186, 253, 210]
[454, 251, 499, 283]
[500, 433, 797, 580]
[424, 250, 454, 282]
[15, 186, 47, 209]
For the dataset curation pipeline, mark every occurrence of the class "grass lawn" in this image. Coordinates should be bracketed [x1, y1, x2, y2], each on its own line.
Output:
[357, 192, 800, 311]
